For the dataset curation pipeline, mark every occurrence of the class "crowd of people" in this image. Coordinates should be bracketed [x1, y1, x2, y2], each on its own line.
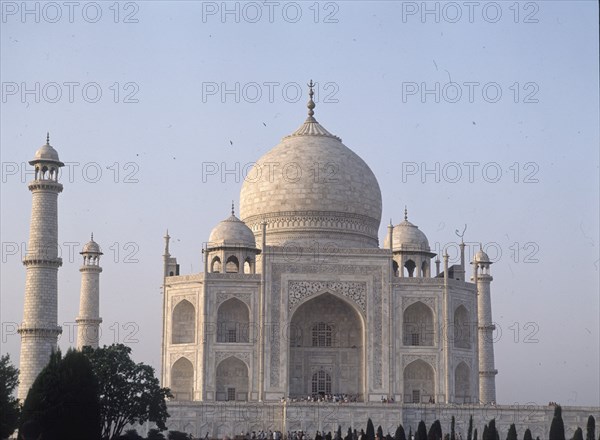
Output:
[282, 394, 362, 403]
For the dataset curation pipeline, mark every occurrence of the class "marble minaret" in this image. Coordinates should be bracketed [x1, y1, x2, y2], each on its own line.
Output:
[18, 134, 64, 401]
[473, 245, 498, 404]
[76, 235, 103, 349]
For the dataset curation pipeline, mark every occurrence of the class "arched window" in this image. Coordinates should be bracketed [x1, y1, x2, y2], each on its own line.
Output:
[243, 258, 252, 274]
[211, 256, 222, 273]
[404, 259, 416, 277]
[403, 301, 435, 346]
[216, 357, 248, 401]
[404, 359, 434, 404]
[421, 260, 429, 277]
[311, 370, 332, 395]
[454, 305, 471, 349]
[171, 357, 194, 401]
[311, 322, 333, 347]
[217, 298, 250, 343]
[392, 260, 399, 277]
[172, 300, 195, 344]
[225, 255, 239, 273]
[455, 362, 471, 403]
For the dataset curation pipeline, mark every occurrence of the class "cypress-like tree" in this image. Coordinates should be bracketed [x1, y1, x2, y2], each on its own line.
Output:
[523, 429, 532, 440]
[549, 405, 566, 440]
[507, 424, 517, 440]
[467, 416, 473, 440]
[378, 426, 385, 440]
[416, 421, 428, 440]
[482, 426, 489, 440]
[572, 428, 584, 440]
[347, 428, 353, 440]
[586, 416, 595, 440]
[409, 427, 413, 440]
[367, 419, 376, 440]
[395, 425, 407, 440]
[19, 349, 101, 440]
[338, 426, 343, 440]
[428, 420, 443, 440]
[451, 417, 456, 440]
[473, 429, 478, 440]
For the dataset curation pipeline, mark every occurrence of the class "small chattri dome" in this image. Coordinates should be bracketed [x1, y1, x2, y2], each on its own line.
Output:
[474, 246, 491, 263]
[208, 210, 256, 249]
[385, 210, 430, 252]
[81, 234, 102, 255]
[29, 133, 64, 166]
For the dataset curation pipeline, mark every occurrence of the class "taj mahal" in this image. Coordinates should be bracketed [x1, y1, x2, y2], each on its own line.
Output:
[15, 83, 598, 438]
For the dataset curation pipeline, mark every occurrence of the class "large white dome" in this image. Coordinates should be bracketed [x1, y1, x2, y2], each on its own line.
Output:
[239, 105, 382, 248]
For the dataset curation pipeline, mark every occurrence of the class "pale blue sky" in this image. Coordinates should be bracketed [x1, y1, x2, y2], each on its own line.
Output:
[1, 1, 598, 406]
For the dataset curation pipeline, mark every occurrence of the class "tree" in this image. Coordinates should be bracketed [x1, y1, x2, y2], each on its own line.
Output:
[378, 426, 385, 440]
[118, 429, 144, 440]
[467, 416, 473, 440]
[451, 417, 456, 440]
[0, 354, 20, 439]
[586, 416, 596, 440]
[366, 419, 375, 440]
[416, 421, 428, 440]
[572, 428, 584, 440]
[428, 420, 443, 440]
[549, 405, 566, 440]
[483, 420, 499, 440]
[395, 425, 407, 440]
[506, 424, 517, 440]
[148, 428, 167, 440]
[168, 431, 191, 440]
[82, 344, 172, 440]
[19, 348, 102, 440]
[473, 429, 477, 440]
[409, 427, 413, 440]
[523, 429, 532, 440]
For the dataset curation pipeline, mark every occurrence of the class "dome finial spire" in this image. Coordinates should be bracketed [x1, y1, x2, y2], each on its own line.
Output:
[307, 79, 316, 120]
[91, 232, 94, 241]
[46, 132, 50, 145]
[404, 205, 408, 221]
[231, 200, 235, 216]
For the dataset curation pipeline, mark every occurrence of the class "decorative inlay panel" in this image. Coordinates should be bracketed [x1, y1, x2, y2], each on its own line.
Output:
[216, 292, 252, 308]
[288, 281, 366, 312]
[402, 354, 437, 369]
[215, 351, 251, 367]
[402, 296, 436, 312]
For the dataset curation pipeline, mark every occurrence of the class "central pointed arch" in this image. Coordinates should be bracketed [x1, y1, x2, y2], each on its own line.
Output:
[288, 292, 364, 400]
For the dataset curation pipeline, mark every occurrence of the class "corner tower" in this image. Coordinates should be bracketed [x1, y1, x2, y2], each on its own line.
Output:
[18, 134, 64, 401]
[76, 234, 103, 349]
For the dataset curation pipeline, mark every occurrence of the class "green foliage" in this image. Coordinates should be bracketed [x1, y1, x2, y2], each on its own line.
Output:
[586, 416, 596, 440]
[572, 428, 584, 440]
[467, 416, 473, 440]
[549, 406, 566, 440]
[523, 429, 532, 440]
[148, 428, 167, 440]
[19, 349, 102, 440]
[378, 426, 385, 440]
[428, 420, 443, 440]
[168, 431, 191, 440]
[416, 421, 428, 440]
[366, 419, 375, 440]
[120, 429, 144, 439]
[507, 424, 517, 440]
[473, 428, 478, 440]
[82, 344, 172, 440]
[395, 425, 407, 440]
[0, 354, 20, 439]
[483, 420, 499, 440]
